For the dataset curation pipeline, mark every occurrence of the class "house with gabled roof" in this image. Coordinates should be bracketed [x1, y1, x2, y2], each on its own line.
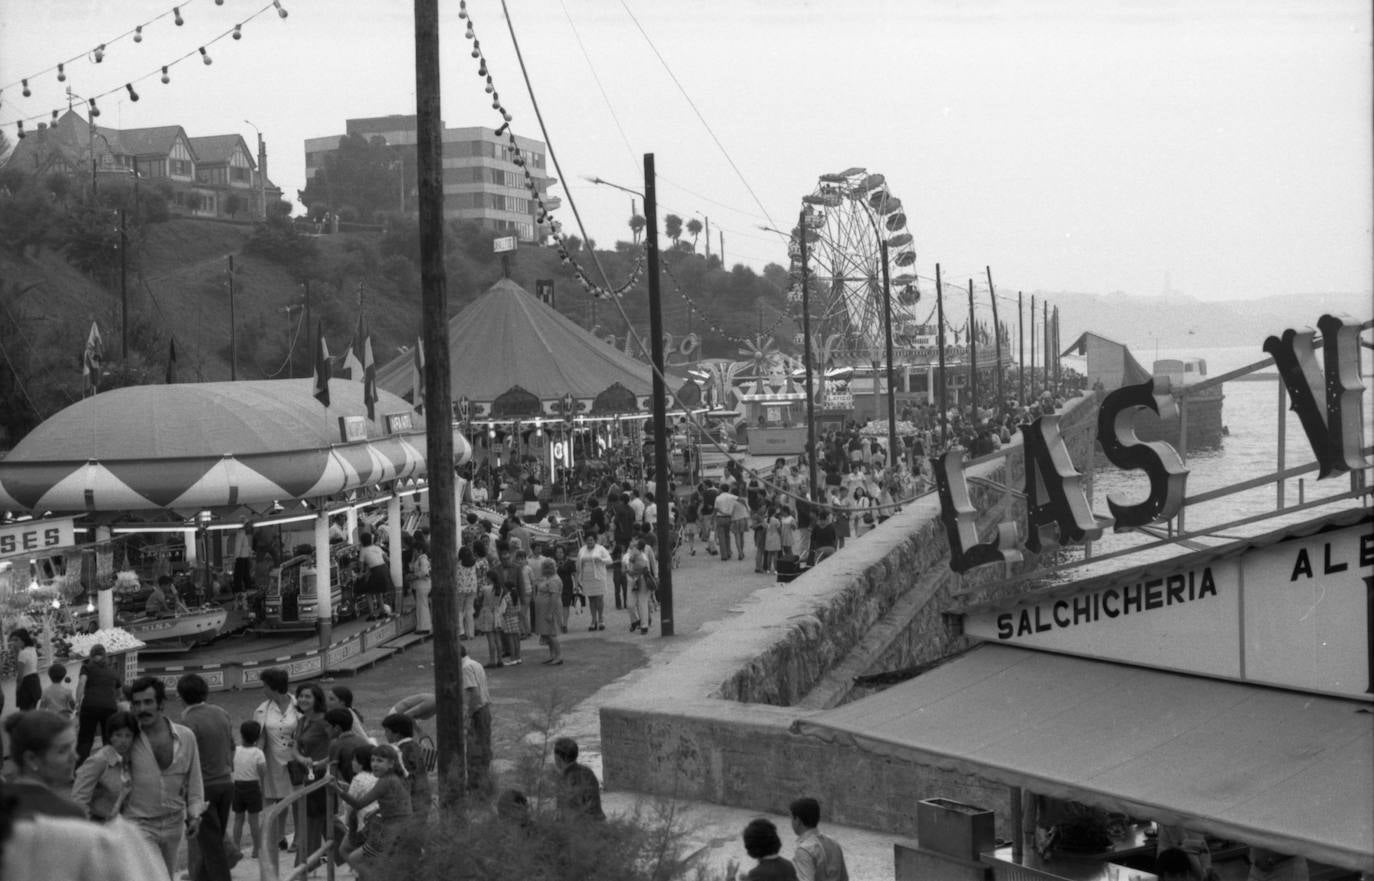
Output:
[2, 110, 281, 219]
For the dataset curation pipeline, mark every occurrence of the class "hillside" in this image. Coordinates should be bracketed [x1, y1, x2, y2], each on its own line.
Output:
[0, 212, 791, 445]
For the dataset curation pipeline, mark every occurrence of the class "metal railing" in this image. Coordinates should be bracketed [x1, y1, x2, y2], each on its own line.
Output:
[259, 774, 338, 881]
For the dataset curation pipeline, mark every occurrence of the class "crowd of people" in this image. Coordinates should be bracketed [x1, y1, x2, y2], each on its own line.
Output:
[0, 642, 567, 881]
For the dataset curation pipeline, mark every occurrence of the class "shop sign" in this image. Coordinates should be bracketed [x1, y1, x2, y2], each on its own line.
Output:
[0, 516, 75, 558]
[338, 416, 367, 443]
[936, 313, 1368, 573]
[963, 519, 1373, 700]
[493, 236, 517, 253]
[384, 412, 414, 434]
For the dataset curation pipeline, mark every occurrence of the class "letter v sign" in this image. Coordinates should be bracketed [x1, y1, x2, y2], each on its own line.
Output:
[1263, 314, 1368, 479]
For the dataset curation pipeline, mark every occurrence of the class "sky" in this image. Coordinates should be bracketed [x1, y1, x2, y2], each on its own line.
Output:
[1, 0, 1370, 304]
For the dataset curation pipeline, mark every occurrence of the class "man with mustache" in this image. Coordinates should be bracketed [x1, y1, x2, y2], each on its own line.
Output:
[124, 676, 206, 880]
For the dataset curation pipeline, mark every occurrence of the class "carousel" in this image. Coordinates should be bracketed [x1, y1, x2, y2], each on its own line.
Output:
[0, 378, 430, 691]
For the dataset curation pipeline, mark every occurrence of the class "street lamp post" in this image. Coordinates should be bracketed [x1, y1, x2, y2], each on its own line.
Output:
[587, 170, 674, 635]
[761, 218, 819, 502]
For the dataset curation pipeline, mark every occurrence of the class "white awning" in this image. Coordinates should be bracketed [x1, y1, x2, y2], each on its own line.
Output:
[791, 645, 1373, 872]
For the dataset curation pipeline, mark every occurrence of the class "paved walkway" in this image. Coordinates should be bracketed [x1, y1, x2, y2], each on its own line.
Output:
[220, 532, 913, 880]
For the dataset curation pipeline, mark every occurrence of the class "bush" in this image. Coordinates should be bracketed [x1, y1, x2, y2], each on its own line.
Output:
[243, 218, 318, 273]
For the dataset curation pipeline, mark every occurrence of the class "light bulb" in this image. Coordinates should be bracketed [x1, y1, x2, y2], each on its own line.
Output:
[57, 63, 66, 82]
[458, 1, 467, 18]
[274, 0, 288, 18]
[501, 109, 512, 122]
[134, 25, 143, 42]
[51, 109, 59, 123]
[86, 602, 95, 612]
[233, 23, 241, 39]
[126, 83, 139, 102]
[94, 44, 105, 63]
[15, 120, 24, 139]
[485, 81, 493, 94]
[200, 47, 212, 65]
[89, 98, 100, 117]
[471, 41, 480, 59]
[22, 79, 29, 97]
[174, 6, 184, 25]
[161, 66, 170, 84]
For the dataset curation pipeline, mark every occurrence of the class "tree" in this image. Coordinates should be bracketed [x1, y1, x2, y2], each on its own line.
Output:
[224, 193, 243, 219]
[297, 133, 404, 223]
[628, 214, 645, 244]
[663, 213, 683, 246]
[685, 218, 702, 251]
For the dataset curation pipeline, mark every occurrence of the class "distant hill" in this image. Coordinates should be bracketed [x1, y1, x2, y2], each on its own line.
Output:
[1038, 288, 1371, 353]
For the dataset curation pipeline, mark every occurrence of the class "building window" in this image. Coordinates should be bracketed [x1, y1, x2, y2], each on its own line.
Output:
[170, 159, 191, 177]
[231, 166, 250, 183]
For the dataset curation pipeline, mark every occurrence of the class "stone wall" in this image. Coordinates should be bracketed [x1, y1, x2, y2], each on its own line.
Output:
[599, 395, 1099, 837]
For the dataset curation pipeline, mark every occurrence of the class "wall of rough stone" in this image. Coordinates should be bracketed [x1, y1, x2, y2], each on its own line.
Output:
[599, 395, 1100, 838]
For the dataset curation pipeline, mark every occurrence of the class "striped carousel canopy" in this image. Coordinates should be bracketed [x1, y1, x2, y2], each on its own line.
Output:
[0, 379, 428, 515]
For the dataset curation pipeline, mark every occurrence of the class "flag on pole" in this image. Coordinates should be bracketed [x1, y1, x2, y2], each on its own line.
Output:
[82, 321, 104, 395]
[411, 337, 425, 413]
[165, 337, 178, 384]
[361, 320, 377, 421]
[340, 341, 363, 381]
[312, 322, 331, 407]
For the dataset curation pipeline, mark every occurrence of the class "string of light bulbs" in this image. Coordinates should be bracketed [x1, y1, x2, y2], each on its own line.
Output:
[658, 257, 793, 348]
[460, 0, 651, 302]
[1, 0, 290, 139]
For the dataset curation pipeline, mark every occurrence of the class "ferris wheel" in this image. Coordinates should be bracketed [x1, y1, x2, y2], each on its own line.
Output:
[788, 168, 921, 359]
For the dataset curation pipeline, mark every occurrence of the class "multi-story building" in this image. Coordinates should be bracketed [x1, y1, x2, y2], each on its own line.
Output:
[2, 110, 281, 220]
[304, 114, 561, 240]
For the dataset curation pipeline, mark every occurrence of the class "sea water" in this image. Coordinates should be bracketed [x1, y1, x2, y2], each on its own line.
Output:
[1072, 342, 1373, 562]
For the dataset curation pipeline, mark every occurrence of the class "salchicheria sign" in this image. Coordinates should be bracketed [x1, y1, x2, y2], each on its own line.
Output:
[963, 515, 1373, 701]
[934, 313, 1368, 573]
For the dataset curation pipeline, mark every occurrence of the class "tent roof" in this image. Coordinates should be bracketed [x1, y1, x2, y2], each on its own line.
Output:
[0, 379, 427, 513]
[792, 645, 1373, 873]
[375, 278, 661, 407]
[1061, 331, 1152, 388]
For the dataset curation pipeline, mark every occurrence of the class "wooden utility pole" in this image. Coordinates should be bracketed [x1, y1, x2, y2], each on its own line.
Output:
[799, 209, 818, 500]
[1043, 299, 1050, 395]
[967, 279, 977, 420]
[414, 0, 463, 802]
[1029, 294, 1037, 399]
[228, 255, 237, 381]
[987, 267, 1003, 410]
[1016, 294, 1027, 406]
[120, 209, 128, 361]
[643, 153, 674, 636]
[936, 264, 947, 446]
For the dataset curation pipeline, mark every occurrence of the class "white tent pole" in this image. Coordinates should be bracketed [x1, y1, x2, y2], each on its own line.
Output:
[388, 492, 403, 615]
[315, 506, 332, 658]
[183, 528, 198, 565]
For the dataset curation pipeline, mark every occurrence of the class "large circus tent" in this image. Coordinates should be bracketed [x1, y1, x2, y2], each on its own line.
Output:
[375, 278, 686, 424]
[0, 378, 428, 520]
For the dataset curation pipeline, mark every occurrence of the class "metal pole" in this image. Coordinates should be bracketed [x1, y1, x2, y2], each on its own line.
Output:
[258, 134, 267, 220]
[1029, 295, 1036, 399]
[228, 255, 237, 381]
[879, 239, 898, 467]
[414, 0, 463, 803]
[936, 264, 948, 447]
[1043, 299, 1050, 397]
[1276, 381, 1287, 509]
[643, 153, 674, 637]
[799, 209, 818, 501]
[968, 280, 977, 422]
[987, 268, 1003, 409]
[120, 209, 128, 360]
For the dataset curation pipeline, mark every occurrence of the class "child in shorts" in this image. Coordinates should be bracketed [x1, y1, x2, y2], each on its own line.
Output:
[38, 663, 76, 718]
[232, 719, 268, 858]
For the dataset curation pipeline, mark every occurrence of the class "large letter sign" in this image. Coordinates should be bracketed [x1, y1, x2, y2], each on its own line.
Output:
[933, 449, 1022, 574]
[1021, 415, 1102, 553]
[1263, 313, 1368, 479]
[1097, 378, 1189, 529]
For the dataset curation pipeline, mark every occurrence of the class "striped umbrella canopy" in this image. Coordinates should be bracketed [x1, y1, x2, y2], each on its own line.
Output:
[0, 379, 429, 516]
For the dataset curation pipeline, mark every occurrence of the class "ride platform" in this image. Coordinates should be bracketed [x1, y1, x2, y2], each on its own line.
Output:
[136, 608, 419, 692]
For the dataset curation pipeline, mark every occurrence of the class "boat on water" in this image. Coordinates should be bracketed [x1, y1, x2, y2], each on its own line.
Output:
[122, 606, 228, 651]
[1062, 332, 1225, 451]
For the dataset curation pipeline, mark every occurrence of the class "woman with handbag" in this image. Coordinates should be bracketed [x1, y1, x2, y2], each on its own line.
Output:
[409, 535, 432, 634]
[291, 683, 331, 869]
[252, 668, 300, 847]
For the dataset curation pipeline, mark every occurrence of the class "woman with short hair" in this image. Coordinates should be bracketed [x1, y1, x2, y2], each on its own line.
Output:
[71, 710, 137, 821]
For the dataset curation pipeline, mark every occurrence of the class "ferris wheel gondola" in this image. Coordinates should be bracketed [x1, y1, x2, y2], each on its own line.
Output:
[788, 168, 922, 363]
